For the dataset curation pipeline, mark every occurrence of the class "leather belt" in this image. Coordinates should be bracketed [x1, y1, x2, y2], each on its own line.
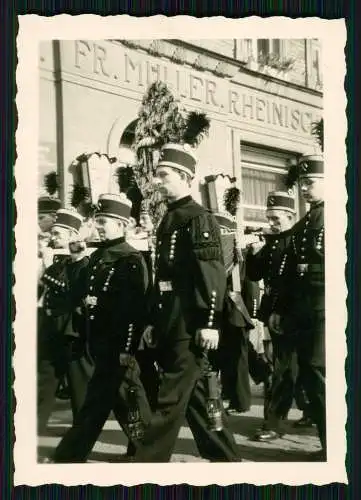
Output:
[296, 263, 324, 275]
[296, 264, 309, 274]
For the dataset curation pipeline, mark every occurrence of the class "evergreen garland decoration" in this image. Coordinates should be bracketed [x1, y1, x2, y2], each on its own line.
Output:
[311, 118, 324, 152]
[115, 166, 144, 223]
[44, 171, 59, 196]
[224, 186, 241, 216]
[132, 81, 211, 229]
[71, 184, 96, 219]
[116, 166, 136, 193]
[133, 81, 187, 227]
[71, 184, 91, 208]
[284, 164, 299, 189]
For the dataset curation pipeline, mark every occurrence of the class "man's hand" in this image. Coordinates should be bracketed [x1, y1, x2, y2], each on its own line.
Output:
[84, 295, 97, 307]
[142, 325, 154, 346]
[195, 329, 219, 350]
[268, 313, 283, 335]
[249, 240, 266, 255]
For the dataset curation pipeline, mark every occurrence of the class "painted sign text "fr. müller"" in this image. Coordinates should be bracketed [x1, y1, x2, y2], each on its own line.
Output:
[73, 40, 321, 136]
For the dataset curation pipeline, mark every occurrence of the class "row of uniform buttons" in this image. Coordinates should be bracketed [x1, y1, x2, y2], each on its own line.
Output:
[44, 274, 66, 289]
[266, 238, 279, 284]
[169, 231, 178, 262]
[207, 291, 217, 328]
[293, 212, 324, 277]
[125, 323, 133, 353]
[252, 298, 257, 318]
[88, 260, 115, 321]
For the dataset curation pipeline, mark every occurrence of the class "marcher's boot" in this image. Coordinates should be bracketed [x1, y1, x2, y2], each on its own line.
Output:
[293, 412, 315, 428]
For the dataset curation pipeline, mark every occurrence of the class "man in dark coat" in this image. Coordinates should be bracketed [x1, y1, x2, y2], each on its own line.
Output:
[245, 191, 304, 441]
[37, 209, 92, 436]
[52, 194, 152, 463]
[132, 143, 240, 462]
[269, 154, 326, 458]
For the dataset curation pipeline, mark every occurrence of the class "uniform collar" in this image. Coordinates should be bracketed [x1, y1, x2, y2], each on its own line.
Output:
[96, 237, 139, 263]
[279, 227, 294, 237]
[167, 195, 192, 211]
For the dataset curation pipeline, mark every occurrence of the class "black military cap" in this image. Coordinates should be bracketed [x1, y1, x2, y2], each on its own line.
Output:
[95, 193, 132, 224]
[157, 143, 197, 178]
[53, 209, 83, 233]
[266, 191, 296, 213]
[298, 154, 324, 178]
[38, 196, 61, 214]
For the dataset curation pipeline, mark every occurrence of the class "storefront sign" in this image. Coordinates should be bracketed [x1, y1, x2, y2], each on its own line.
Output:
[59, 40, 322, 137]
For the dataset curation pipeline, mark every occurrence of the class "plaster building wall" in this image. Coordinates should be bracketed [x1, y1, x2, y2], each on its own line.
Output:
[38, 38, 323, 227]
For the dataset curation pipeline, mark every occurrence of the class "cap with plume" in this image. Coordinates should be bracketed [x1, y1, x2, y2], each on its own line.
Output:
[116, 166, 143, 223]
[44, 171, 59, 196]
[70, 184, 95, 218]
[182, 111, 210, 147]
[284, 163, 299, 190]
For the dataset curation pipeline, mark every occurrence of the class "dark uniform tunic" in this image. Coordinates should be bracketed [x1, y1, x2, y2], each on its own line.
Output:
[246, 231, 293, 324]
[53, 237, 152, 462]
[245, 230, 302, 429]
[274, 202, 325, 448]
[133, 196, 240, 462]
[37, 255, 92, 434]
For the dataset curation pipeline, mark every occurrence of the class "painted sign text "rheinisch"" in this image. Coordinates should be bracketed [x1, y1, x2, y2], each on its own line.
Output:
[72, 40, 321, 136]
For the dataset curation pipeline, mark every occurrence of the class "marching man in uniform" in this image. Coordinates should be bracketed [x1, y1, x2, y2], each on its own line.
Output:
[246, 191, 303, 441]
[37, 208, 91, 437]
[269, 155, 326, 459]
[132, 143, 240, 462]
[38, 196, 62, 275]
[52, 193, 152, 462]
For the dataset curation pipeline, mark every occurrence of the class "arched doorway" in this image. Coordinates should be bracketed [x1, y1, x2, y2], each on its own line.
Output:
[119, 119, 137, 149]
[110, 119, 138, 167]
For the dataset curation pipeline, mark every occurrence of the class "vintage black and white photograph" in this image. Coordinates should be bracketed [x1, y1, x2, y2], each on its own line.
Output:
[14, 16, 347, 486]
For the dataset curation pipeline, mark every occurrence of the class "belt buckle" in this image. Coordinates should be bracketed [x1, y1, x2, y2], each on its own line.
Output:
[297, 264, 309, 275]
[159, 281, 173, 292]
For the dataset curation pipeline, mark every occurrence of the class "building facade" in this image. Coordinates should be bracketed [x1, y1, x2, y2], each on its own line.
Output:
[39, 38, 323, 229]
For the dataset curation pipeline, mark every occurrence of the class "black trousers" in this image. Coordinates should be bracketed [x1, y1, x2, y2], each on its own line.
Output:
[263, 333, 297, 431]
[295, 311, 326, 449]
[264, 329, 314, 432]
[247, 339, 272, 385]
[53, 349, 152, 463]
[133, 339, 240, 462]
[219, 326, 251, 412]
[37, 311, 93, 434]
[283, 301, 326, 449]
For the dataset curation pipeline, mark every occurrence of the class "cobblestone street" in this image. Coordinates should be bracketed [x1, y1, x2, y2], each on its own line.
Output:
[38, 384, 322, 463]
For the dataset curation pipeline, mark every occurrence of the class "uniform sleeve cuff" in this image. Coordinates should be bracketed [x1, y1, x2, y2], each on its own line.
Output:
[194, 309, 222, 330]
